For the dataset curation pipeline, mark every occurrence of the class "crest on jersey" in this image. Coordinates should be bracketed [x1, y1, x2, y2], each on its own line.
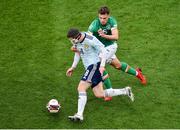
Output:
[106, 24, 111, 30]
[84, 44, 89, 49]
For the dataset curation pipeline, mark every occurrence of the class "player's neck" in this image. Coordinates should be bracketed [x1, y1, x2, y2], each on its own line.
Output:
[79, 33, 86, 43]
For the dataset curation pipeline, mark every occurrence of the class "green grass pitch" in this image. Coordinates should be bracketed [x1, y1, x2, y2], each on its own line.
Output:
[0, 0, 179, 128]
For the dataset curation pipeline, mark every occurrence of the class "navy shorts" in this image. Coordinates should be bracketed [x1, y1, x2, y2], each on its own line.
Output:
[81, 62, 102, 88]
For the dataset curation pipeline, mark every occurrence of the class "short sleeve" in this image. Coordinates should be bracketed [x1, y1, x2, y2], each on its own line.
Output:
[110, 17, 118, 29]
[88, 19, 98, 33]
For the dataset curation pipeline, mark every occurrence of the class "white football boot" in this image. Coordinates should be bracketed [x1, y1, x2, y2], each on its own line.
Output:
[126, 86, 134, 102]
[68, 113, 83, 122]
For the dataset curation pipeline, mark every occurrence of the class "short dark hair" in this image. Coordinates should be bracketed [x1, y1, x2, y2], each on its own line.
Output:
[98, 6, 110, 15]
[67, 28, 80, 38]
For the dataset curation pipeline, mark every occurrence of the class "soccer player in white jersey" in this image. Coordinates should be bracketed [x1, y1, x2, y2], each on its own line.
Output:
[66, 28, 134, 122]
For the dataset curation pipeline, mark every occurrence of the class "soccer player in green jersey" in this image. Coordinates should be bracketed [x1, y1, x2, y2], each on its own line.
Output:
[88, 6, 147, 100]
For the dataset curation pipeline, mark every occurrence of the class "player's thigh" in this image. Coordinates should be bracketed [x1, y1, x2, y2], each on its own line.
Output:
[110, 57, 121, 69]
[78, 80, 91, 92]
[92, 82, 104, 98]
[105, 43, 118, 59]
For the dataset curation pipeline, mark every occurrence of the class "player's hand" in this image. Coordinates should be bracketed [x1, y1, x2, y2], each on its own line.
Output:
[70, 46, 79, 52]
[98, 29, 103, 35]
[66, 67, 74, 77]
[98, 29, 105, 37]
[99, 66, 105, 76]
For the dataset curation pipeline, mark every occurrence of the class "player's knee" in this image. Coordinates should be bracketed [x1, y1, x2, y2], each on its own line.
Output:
[111, 60, 121, 69]
[113, 63, 121, 70]
[115, 64, 121, 69]
[77, 86, 86, 92]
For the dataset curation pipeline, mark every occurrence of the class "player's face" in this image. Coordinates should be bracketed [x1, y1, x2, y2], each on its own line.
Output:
[68, 33, 82, 44]
[69, 38, 79, 44]
[99, 14, 109, 25]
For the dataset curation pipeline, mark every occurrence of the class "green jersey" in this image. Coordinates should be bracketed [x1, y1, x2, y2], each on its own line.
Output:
[88, 16, 117, 47]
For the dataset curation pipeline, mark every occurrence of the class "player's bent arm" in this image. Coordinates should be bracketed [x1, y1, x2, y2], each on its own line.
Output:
[101, 28, 119, 40]
[71, 52, 80, 69]
[98, 45, 107, 75]
[98, 44, 107, 67]
[91, 37, 107, 67]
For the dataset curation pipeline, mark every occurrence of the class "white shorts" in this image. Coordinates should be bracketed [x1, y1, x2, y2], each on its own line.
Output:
[100, 43, 118, 64]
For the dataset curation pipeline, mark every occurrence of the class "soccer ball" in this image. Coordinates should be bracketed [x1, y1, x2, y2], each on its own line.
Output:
[46, 99, 61, 113]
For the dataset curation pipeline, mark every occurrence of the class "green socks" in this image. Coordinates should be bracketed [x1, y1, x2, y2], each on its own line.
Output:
[121, 62, 136, 76]
[102, 62, 136, 90]
[103, 70, 112, 89]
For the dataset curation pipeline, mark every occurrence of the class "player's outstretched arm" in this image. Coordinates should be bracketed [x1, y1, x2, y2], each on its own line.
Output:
[66, 52, 80, 77]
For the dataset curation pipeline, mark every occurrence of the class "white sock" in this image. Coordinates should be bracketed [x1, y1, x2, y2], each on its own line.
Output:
[104, 88, 127, 97]
[77, 92, 87, 116]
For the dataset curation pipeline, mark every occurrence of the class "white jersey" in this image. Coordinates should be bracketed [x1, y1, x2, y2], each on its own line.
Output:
[73, 33, 106, 69]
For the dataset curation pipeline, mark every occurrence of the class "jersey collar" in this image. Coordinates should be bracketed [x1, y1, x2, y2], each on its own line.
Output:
[80, 33, 86, 43]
